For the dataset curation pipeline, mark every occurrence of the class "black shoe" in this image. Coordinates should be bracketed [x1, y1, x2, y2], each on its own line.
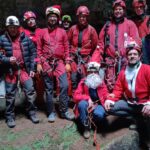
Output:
[61, 111, 75, 121]
[6, 118, 16, 128]
[29, 114, 39, 124]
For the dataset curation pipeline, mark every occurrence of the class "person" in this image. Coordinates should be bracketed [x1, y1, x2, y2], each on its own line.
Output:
[61, 15, 72, 97]
[23, 11, 42, 46]
[132, 0, 150, 65]
[0, 16, 39, 128]
[132, 0, 149, 39]
[36, 5, 74, 122]
[68, 6, 98, 91]
[62, 15, 72, 32]
[23, 11, 45, 105]
[73, 62, 108, 139]
[104, 37, 150, 148]
[90, 0, 139, 92]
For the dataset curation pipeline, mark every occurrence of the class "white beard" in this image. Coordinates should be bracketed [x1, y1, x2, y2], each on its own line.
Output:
[85, 73, 103, 89]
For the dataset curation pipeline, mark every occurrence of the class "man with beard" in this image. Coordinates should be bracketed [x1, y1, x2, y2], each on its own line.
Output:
[104, 37, 150, 148]
[68, 6, 98, 91]
[90, 0, 139, 92]
[36, 6, 74, 122]
[0, 16, 39, 128]
[73, 62, 108, 139]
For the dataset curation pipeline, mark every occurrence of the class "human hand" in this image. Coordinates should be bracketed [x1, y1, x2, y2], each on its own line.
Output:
[104, 100, 115, 111]
[65, 63, 71, 72]
[37, 64, 43, 74]
[88, 98, 94, 108]
[30, 71, 35, 77]
[142, 105, 150, 117]
[10, 56, 16, 65]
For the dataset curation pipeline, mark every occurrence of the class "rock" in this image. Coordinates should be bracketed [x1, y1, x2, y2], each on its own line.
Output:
[102, 131, 139, 150]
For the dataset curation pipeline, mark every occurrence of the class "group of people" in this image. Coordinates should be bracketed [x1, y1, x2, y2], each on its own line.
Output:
[0, 0, 150, 148]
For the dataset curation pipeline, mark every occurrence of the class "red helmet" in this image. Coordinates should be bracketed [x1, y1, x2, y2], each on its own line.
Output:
[76, 6, 90, 16]
[23, 11, 36, 21]
[113, 0, 126, 9]
[45, 6, 61, 17]
[132, 0, 146, 8]
[125, 37, 142, 54]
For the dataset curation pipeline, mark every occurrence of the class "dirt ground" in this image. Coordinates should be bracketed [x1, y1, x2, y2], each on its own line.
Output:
[0, 100, 141, 150]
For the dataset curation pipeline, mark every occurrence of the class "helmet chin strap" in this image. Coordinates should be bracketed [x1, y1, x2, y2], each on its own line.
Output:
[48, 23, 58, 30]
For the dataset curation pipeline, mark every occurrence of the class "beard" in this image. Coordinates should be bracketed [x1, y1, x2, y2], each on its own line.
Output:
[85, 73, 103, 89]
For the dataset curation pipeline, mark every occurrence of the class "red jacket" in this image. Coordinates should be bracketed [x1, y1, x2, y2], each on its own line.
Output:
[73, 78, 108, 117]
[134, 16, 150, 39]
[37, 27, 70, 63]
[24, 28, 41, 45]
[68, 24, 98, 56]
[108, 64, 150, 105]
[91, 18, 139, 63]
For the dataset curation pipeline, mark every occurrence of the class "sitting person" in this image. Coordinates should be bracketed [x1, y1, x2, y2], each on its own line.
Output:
[73, 62, 108, 139]
[104, 37, 150, 148]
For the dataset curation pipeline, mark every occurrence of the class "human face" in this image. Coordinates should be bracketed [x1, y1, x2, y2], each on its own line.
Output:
[47, 14, 58, 26]
[78, 14, 88, 26]
[7, 26, 19, 37]
[27, 18, 36, 27]
[127, 49, 140, 66]
[62, 21, 70, 30]
[113, 6, 124, 18]
[134, 4, 145, 16]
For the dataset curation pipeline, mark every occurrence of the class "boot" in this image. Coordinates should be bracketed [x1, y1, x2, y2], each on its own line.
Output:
[6, 118, 16, 128]
[29, 112, 39, 124]
[83, 120, 91, 139]
[83, 128, 90, 139]
[61, 111, 75, 121]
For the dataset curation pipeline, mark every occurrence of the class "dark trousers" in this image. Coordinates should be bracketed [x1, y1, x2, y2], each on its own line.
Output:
[108, 100, 143, 117]
[5, 78, 37, 120]
[43, 73, 69, 115]
[78, 100, 106, 126]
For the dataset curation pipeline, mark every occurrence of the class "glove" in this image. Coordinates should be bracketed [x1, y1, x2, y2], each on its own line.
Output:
[65, 63, 71, 72]
[37, 64, 43, 74]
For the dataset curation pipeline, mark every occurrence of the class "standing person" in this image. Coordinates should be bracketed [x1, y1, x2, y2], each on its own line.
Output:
[23, 11, 45, 104]
[36, 6, 74, 122]
[23, 11, 41, 46]
[73, 62, 108, 139]
[90, 0, 139, 92]
[61, 15, 72, 97]
[132, 0, 149, 39]
[132, 0, 150, 65]
[62, 15, 72, 33]
[68, 6, 98, 91]
[0, 16, 39, 128]
[104, 37, 150, 149]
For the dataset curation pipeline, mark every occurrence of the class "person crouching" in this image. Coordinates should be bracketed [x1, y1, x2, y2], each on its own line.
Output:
[73, 62, 108, 139]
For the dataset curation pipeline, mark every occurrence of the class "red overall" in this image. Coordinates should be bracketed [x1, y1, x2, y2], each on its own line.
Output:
[68, 24, 98, 90]
[37, 27, 71, 114]
[91, 18, 139, 92]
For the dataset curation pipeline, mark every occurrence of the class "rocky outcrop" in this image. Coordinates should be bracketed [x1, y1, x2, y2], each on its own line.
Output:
[102, 131, 139, 150]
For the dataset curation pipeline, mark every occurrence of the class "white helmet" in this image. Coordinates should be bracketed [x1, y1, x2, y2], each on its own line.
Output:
[87, 62, 100, 72]
[6, 16, 20, 26]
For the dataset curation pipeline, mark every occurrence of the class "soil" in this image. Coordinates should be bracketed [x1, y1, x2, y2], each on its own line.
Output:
[0, 102, 146, 150]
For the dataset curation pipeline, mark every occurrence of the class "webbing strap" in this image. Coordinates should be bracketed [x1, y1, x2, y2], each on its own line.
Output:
[87, 101, 100, 150]
[78, 30, 83, 49]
